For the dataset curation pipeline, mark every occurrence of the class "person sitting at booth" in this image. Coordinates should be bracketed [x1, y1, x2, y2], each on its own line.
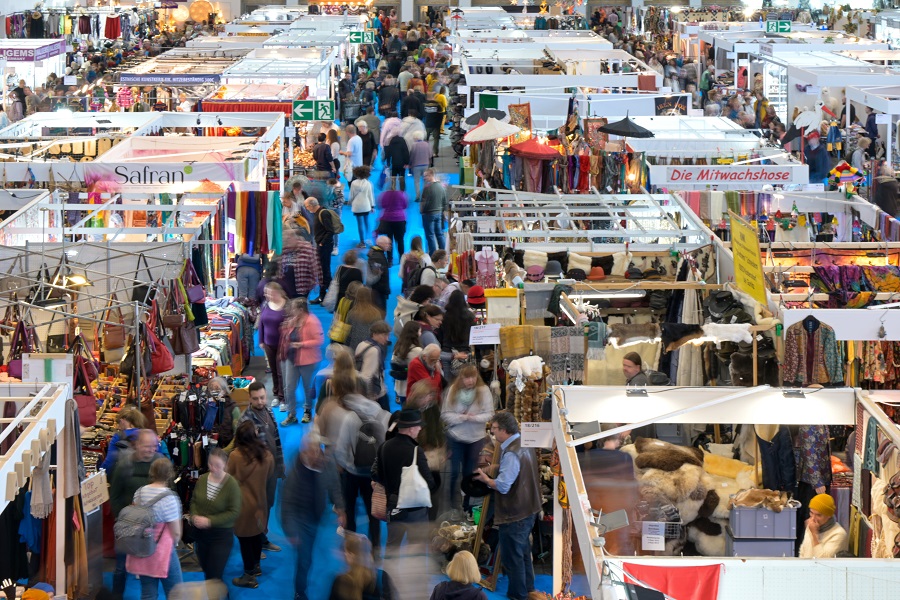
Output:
[799, 494, 847, 558]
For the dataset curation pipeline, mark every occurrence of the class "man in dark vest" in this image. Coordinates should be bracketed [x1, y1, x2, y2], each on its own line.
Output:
[474, 412, 542, 600]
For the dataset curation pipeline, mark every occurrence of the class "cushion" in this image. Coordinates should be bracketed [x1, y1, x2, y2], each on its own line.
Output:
[523, 249, 549, 269]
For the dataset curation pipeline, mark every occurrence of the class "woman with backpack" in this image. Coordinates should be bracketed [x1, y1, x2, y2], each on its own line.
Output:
[391, 321, 423, 407]
[125, 458, 183, 599]
[188, 448, 241, 585]
[228, 421, 275, 589]
[376, 188, 407, 260]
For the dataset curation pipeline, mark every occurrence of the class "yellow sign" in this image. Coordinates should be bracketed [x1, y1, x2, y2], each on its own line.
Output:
[728, 210, 768, 306]
[81, 470, 109, 514]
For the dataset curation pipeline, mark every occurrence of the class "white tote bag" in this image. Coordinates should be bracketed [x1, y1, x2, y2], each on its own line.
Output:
[395, 447, 432, 509]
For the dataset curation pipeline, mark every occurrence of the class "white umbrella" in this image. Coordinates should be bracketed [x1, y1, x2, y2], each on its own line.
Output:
[463, 117, 521, 143]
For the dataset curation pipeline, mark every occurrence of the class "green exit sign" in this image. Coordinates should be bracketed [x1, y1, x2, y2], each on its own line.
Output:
[766, 20, 791, 33]
[349, 31, 375, 44]
[292, 99, 335, 122]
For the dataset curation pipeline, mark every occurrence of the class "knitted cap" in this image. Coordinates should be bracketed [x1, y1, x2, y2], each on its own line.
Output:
[808, 493, 836, 517]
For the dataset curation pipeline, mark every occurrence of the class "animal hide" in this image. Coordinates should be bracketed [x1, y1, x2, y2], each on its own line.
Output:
[611, 251, 633, 276]
[701, 323, 753, 346]
[635, 445, 704, 471]
[639, 464, 705, 507]
[567, 252, 592, 274]
[504, 259, 526, 286]
[608, 323, 661, 348]
[523, 250, 548, 269]
[729, 488, 790, 513]
[697, 490, 720, 520]
[729, 351, 756, 387]
[636, 438, 704, 460]
[701, 472, 746, 519]
[687, 518, 728, 556]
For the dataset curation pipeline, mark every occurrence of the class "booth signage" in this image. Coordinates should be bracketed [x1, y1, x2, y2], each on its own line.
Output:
[654, 95, 688, 116]
[766, 20, 792, 33]
[728, 210, 769, 306]
[119, 73, 221, 85]
[81, 470, 109, 514]
[759, 43, 774, 57]
[521, 422, 553, 448]
[293, 99, 334, 121]
[84, 161, 247, 186]
[469, 323, 501, 345]
[0, 40, 65, 62]
[661, 165, 805, 184]
[349, 31, 375, 44]
[641, 522, 666, 551]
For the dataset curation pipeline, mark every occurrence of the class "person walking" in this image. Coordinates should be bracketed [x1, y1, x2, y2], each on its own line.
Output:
[474, 412, 542, 600]
[350, 165, 376, 247]
[306, 197, 340, 304]
[282, 432, 346, 600]
[234, 382, 285, 556]
[189, 448, 241, 586]
[423, 92, 445, 157]
[313, 132, 336, 174]
[391, 321, 423, 407]
[419, 169, 447, 254]
[377, 188, 408, 261]
[355, 320, 392, 410]
[429, 551, 488, 600]
[258, 281, 289, 409]
[109, 429, 166, 600]
[385, 132, 410, 191]
[371, 408, 437, 551]
[442, 365, 493, 513]
[344, 287, 386, 354]
[280, 297, 324, 425]
[329, 534, 398, 600]
[228, 421, 275, 589]
[126, 458, 183, 600]
[367, 235, 393, 310]
[357, 121, 379, 167]
[341, 124, 364, 179]
[409, 130, 433, 200]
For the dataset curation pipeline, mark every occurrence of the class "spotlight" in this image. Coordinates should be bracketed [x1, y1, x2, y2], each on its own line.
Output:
[196, 116, 201, 125]
[217, 117, 223, 126]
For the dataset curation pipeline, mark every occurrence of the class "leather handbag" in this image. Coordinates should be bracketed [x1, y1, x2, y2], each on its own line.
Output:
[6, 321, 36, 379]
[183, 260, 206, 304]
[371, 482, 389, 522]
[72, 334, 99, 382]
[73, 355, 97, 427]
[132, 253, 156, 305]
[161, 283, 185, 330]
[148, 301, 174, 375]
[102, 295, 126, 350]
[120, 326, 152, 379]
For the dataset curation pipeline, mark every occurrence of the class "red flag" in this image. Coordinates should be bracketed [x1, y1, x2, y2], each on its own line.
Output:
[623, 563, 722, 600]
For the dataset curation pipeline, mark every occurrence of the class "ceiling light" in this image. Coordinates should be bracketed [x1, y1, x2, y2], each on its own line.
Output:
[64, 272, 92, 288]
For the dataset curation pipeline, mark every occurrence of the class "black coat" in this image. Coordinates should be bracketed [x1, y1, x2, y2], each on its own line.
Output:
[378, 85, 400, 112]
[372, 434, 437, 512]
[384, 136, 410, 175]
[875, 176, 900, 217]
[368, 247, 391, 297]
[401, 93, 425, 119]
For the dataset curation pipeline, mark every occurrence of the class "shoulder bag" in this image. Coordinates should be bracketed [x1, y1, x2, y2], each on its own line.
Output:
[161, 283, 186, 330]
[322, 266, 343, 313]
[132, 253, 157, 305]
[102, 294, 126, 350]
[182, 260, 206, 304]
[395, 447, 432, 509]
[147, 301, 174, 375]
[73, 354, 98, 427]
[6, 321, 35, 379]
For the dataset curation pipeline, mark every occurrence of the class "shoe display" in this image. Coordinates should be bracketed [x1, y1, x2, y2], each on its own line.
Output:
[233, 574, 258, 589]
[281, 416, 298, 426]
[262, 541, 282, 552]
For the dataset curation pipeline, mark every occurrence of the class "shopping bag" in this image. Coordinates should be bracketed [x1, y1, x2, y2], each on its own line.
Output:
[131, 253, 157, 305]
[321, 266, 343, 313]
[396, 447, 432, 509]
[371, 483, 389, 521]
[183, 260, 206, 304]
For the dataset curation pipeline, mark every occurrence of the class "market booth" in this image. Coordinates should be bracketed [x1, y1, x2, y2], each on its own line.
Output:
[0, 39, 66, 90]
[220, 47, 335, 99]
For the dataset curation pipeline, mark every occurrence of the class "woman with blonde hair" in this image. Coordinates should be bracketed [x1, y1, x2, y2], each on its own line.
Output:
[316, 346, 358, 446]
[442, 364, 493, 512]
[344, 286, 386, 353]
[329, 533, 397, 600]
[429, 551, 487, 600]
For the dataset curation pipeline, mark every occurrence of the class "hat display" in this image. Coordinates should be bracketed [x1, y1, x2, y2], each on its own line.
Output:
[808, 493, 836, 517]
[467, 285, 486, 305]
[625, 267, 644, 279]
[397, 408, 423, 428]
[567, 268, 586, 281]
[545, 260, 563, 278]
[643, 268, 662, 280]
[587, 266, 606, 281]
[525, 265, 545, 282]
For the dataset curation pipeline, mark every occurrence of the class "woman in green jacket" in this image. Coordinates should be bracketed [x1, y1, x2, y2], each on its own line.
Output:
[189, 448, 241, 583]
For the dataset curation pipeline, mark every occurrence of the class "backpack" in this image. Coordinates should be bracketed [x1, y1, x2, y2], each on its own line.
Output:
[114, 489, 176, 557]
[403, 265, 434, 295]
[318, 208, 345, 234]
[354, 412, 386, 470]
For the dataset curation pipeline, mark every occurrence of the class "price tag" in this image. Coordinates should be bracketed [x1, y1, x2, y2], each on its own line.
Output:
[469, 323, 501, 345]
[180, 391, 187, 402]
[641, 522, 666, 551]
[170, 432, 178, 439]
[202, 435, 208, 447]
[81, 471, 109, 514]
[172, 447, 179, 456]
[521, 422, 553, 448]
[189, 394, 197, 402]
[191, 470, 199, 479]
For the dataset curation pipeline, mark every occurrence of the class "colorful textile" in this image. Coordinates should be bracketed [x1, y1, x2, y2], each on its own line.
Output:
[783, 319, 843, 385]
[623, 563, 721, 600]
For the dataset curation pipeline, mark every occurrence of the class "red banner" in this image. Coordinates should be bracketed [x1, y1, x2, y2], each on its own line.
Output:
[623, 563, 722, 600]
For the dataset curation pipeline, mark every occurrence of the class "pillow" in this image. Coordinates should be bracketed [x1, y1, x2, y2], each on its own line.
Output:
[523, 249, 548, 269]
[567, 252, 592, 273]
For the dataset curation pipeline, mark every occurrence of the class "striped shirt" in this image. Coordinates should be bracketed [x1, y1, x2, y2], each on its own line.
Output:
[207, 477, 224, 501]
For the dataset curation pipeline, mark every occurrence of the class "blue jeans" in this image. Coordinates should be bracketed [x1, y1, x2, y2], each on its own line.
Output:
[282, 361, 318, 417]
[236, 266, 260, 299]
[422, 213, 444, 255]
[139, 546, 183, 600]
[448, 437, 487, 510]
[498, 513, 536, 600]
[411, 165, 427, 199]
[293, 520, 319, 600]
[113, 552, 129, 597]
[354, 211, 370, 243]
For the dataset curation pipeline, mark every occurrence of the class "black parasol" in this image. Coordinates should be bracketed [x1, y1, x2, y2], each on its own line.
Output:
[598, 115, 655, 139]
[464, 108, 508, 127]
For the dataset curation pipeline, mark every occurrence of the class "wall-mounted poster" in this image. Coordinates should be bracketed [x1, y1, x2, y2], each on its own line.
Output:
[508, 102, 533, 132]
[654, 95, 688, 116]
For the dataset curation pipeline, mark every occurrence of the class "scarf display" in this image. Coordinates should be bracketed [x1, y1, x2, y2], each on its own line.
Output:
[586, 321, 607, 360]
[31, 448, 53, 518]
[549, 326, 584, 383]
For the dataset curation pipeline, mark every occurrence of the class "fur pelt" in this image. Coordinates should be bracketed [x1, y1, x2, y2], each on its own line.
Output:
[729, 489, 790, 513]
[611, 251, 633, 277]
[697, 489, 720, 520]
[701, 323, 753, 346]
[523, 249, 548, 269]
[608, 323, 661, 348]
[688, 518, 728, 556]
[567, 252, 592, 274]
[701, 473, 745, 519]
[635, 438, 703, 462]
[635, 446, 703, 471]
[504, 260, 526, 287]
[729, 351, 756, 387]
[639, 464, 705, 507]
[723, 281, 779, 332]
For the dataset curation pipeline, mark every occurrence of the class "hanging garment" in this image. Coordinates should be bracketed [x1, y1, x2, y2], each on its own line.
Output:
[104, 15, 121, 39]
[783, 317, 844, 385]
[28, 12, 44, 38]
[577, 153, 591, 193]
[755, 425, 797, 494]
[524, 158, 542, 192]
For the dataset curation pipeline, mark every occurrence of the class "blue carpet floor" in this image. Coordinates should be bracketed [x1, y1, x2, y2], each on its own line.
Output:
[105, 150, 589, 599]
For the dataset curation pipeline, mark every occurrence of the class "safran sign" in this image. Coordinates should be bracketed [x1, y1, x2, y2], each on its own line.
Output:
[84, 162, 247, 186]
[653, 165, 808, 186]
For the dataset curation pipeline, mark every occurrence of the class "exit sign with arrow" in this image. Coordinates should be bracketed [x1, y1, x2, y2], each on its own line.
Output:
[349, 31, 375, 44]
[766, 20, 791, 33]
[293, 99, 335, 122]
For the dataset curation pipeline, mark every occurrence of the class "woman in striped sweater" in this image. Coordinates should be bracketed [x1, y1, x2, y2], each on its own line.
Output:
[189, 448, 242, 585]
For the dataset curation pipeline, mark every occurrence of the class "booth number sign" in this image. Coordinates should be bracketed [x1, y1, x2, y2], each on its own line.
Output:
[293, 100, 335, 122]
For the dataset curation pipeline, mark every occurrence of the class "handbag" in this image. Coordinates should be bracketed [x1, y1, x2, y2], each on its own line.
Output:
[322, 266, 343, 313]
[183, 260, 206, 304]
[396, 447, 432, 509]
[148, 301, 174, 375]
[132, 253, 156, 305]
[102, 295, 126, 350]
[6, 321, 35, 379]
[161, 283, 185, 330]
[72, 334, 99, 382]
[328, 297, 353, 343]
[371, 482, 389, 522]
[0, 255, 30, 298]
[172, 320, 200, 356]
[73, 355, 97, 427]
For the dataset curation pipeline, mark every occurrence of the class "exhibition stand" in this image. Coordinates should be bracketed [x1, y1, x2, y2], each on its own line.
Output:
[221, 48, 335, 98]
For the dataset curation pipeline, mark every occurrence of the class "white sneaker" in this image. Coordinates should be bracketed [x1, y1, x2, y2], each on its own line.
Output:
[271, 399, 280, 409]
[332, 247, 339, 256]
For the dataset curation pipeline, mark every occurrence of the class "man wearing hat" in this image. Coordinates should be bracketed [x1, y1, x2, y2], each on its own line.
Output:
[798, 493, 847, 558]
[474, 412, 542, 600]
[372, 408, 437, 551]
[805, 130, 831, 184]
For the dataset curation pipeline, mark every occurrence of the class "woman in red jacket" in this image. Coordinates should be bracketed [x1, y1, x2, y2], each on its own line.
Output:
[279, 297, 324, 425]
